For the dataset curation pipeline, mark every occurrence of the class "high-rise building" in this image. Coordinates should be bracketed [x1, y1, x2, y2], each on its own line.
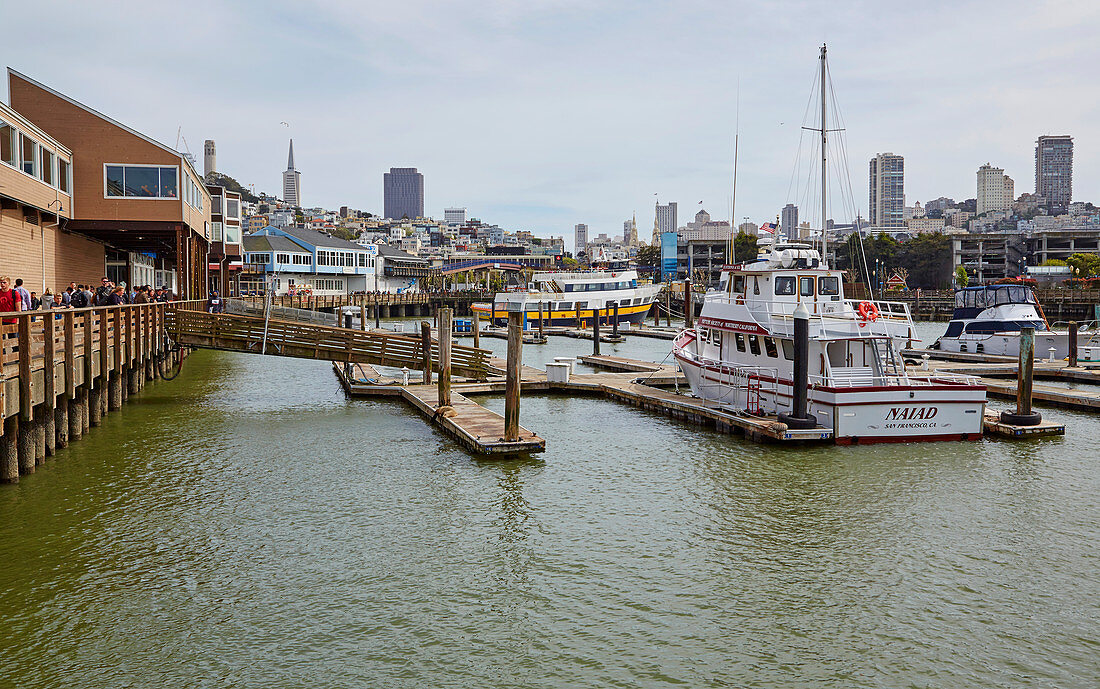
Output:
[976, 163, 1011, 216]
[383, 167, 424, 220]
[780, 203, 798, 238]
[868, 153, 904, 228]
[444, 207, 466, 224]
[203, 139, 216, 178]
[1035, 135, 1073, 211]
[574, 223, 588, 257]
[656, 201, 677, 236]
[282, 139, 301, 208]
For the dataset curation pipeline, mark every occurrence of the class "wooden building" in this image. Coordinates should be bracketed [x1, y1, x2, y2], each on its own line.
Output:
[0, 99, 106, 292]
[7, 69, 211, 298]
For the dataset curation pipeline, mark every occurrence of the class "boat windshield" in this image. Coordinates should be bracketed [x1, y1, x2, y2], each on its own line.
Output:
[955, 286, 1035, 309]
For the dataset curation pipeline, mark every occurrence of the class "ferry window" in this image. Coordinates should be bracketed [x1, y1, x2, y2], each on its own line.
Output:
[800, 277, 815, 297]
[0, 121, 15, 167]
[575, 301, 588, 310]
[764, 337, 778, 358]
[564, 285, 574, 292]
[775, 276, 795, 295]
[749, 335, 761, 355]
[732, 275, 745, 294]
[557, 302, 572, 310]
[735, 334, 746, 352]
[781, 339, 794, 360]
[818, 276, 839, 295]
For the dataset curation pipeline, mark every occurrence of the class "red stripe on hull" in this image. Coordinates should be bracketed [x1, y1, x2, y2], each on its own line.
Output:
[834, 432, 982, 445]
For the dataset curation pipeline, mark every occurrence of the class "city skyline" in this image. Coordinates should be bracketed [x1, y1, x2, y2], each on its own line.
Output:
[5, 1, 1098, 238]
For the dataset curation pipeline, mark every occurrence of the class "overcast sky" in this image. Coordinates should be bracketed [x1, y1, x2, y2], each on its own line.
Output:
[7, 1, 1099, 248]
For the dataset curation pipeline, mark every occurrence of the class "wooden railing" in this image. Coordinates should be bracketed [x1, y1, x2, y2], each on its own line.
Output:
[164, 309, 491, 379]
[0, 301, 203, 421]
[235, 291, 495, 311]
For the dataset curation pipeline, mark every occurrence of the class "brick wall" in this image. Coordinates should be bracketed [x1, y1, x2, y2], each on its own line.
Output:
[0, 204, 105, 292]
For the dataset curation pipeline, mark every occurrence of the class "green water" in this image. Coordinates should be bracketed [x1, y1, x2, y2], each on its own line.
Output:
[1, 326, 1098, 688]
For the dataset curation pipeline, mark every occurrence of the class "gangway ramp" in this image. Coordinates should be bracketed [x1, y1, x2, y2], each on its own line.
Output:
[166, 309, 491, 379]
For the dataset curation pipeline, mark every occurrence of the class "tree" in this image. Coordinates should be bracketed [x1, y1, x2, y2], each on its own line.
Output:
[636, 244, 661, 268]
[898, 232, 953, 289]
[1065, 252, 1100, 278]
[1041, 258, 1067, 267]
[561, 256, 578, 269]
[733, 232, 758, 263]
[205, 171, 259, 203]
[955, 265, 969, 288]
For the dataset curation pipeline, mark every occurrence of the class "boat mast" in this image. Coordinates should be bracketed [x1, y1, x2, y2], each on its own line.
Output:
[820, 44, 828, 267]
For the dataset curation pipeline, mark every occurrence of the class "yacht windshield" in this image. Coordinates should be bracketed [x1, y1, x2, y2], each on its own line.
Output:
[955, 286, 1035, 309]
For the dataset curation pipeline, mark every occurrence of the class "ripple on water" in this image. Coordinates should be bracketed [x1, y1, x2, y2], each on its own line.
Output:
[0, 346, 1097, 688]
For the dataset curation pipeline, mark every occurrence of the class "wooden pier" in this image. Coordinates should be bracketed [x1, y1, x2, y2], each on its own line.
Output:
[1, 301, 202, 482]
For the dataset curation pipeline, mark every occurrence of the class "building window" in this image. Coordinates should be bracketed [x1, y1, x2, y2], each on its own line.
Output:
[248, 253, 270, 264]
[20, 133, 36, 176]
[38, 147, 53, 185]
[226, 199, 239, 219]
[276, 253, 291, 264]
[105, 165, 179, 199]
[0, 121, 14, 167]
[210, 195, 223, 215]
[58, 158, 70, 193]
[224, 224, 240, 245]
[211, 222, 223, 241]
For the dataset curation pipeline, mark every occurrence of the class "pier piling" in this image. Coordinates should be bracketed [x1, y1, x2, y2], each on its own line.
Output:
[18, 416, 35, 474]
[420, 321, 432, 385]
[54, 404, 68, 449]
[505, 311, 522, 442]
[473, 313, 480, 348]
[438, 308, 452, 408]
[779, 303, 816, 429]
[360, 304, 367, 332]
[592, 309, 601, 356]
[613, 302, 620, 338]
[1001, 326, 1042, 426]
[1069, 321, 1078, 367]
[1, 417, 18, 482]
[33, 407, 45, 464]
[684, 278, 693, 329]
[538, 302, 545, 340]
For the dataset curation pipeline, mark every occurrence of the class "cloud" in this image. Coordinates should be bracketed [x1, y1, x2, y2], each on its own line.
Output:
[6, 0, 1099, 249]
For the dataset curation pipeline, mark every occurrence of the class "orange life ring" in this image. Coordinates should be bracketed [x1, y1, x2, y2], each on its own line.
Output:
[857, 301, 880, 322]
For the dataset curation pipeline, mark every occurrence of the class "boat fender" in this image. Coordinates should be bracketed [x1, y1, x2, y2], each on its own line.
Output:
[857, 301, 880, 322]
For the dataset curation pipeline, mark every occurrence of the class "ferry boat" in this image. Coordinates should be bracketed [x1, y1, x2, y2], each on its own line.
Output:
[930, 284, 1092, 358]
[672, 243, 987, 443]
[472, 269, 662, 327]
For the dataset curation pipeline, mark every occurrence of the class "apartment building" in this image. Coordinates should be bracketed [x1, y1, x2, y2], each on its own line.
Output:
[8, 69, 211, 298]
[206, 184, 243, 295]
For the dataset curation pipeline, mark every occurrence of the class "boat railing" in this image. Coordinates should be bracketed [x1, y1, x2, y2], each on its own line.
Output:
[708, 298, 915, 340]
[813, 370, 982, 389]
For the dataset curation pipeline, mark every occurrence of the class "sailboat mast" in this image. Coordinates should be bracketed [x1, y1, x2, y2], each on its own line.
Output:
[820, 44, 828, 265]
[729, 132, 738, 264]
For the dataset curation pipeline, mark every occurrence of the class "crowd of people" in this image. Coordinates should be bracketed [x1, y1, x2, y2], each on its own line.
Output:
[0, 276, 177, 318]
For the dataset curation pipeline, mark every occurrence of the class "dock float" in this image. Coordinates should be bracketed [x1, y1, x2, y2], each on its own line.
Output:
[982, 411, 1065, 438]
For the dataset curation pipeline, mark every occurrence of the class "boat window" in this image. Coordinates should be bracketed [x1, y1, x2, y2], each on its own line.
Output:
[753, 277, 760, 295]
[799, 277, 815, 297]
[775, 276, 795, 295]
[818, 276, 839, 295]
[575, 301, 588, 310]
[781, 339, 794, 360]
[557, 302, 572, 310]
[764, 337, 778, 358]
[732, 275, 745, 294]
[944, 321, 964, 337]
[749, 335, 761, 355]
[735, 334, 746, 352]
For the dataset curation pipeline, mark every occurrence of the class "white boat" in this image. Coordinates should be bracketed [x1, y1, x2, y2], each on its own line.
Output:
[673, 243, 987, 443]
[931, 284, 1093, 358]
[472, 269, 662, 328]
[672, 45, 987, 444]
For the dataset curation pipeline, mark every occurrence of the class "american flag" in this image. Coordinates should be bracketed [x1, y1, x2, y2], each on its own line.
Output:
[759, 222, 777, 234]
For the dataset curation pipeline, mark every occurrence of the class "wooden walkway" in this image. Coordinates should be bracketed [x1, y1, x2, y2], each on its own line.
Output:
[167, 309, 491, 379]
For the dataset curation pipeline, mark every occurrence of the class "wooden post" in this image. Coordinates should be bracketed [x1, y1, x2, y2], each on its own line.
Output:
[652, 300, 659, 326]
[360, 304, 367, 332]
[438, 308, 452, 407]
[684, 278, 693, 329]
[612, 302, 620, 338]
[665, 290, 671, 327]
[17, 315, 32, 422]
[592, 308, 601, 356]
[1068, 321, 1078, 367]
[1, 417, 18, 483]
[472, 312, 480, 348]
[1001, 327, 1042, 426]
[538, 302, 545, 339]
[54, 403, 68, 449]
[374, 298, 381, 328]
[33, 407, 45, 465]
[505, 311, 522, 442]
[420, 321, 432, 385]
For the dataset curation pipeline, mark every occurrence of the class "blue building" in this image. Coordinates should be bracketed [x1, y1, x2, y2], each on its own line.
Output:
[241, 226, 374, 295]
[660, 231, 678, 282]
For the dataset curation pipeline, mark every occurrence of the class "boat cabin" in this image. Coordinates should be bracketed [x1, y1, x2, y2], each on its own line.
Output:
[716, 243, 845, 314]
[943, 285, 1045, 337]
